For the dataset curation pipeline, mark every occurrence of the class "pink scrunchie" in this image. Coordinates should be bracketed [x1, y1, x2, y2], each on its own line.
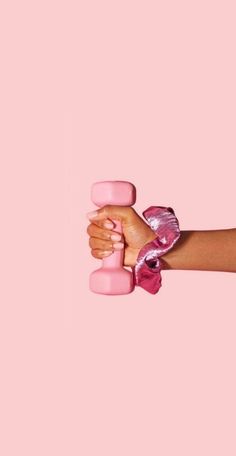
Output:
[132, 206, 181, 294]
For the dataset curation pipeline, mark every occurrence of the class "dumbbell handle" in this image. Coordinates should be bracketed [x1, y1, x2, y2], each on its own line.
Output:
[102, 219, 124, 269]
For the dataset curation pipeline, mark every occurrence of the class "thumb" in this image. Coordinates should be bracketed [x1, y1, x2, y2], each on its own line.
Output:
[86, 204, 134, 225]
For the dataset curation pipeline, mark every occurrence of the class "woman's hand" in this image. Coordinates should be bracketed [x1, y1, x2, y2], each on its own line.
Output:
[86, 205, 157, 268]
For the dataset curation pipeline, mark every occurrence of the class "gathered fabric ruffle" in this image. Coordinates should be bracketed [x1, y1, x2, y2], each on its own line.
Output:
[132, 206, 181, 294]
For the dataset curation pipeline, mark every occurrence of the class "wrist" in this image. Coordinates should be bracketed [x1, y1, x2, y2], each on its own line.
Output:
[159, 231, 192, 270]
[159, 248, 178, 270]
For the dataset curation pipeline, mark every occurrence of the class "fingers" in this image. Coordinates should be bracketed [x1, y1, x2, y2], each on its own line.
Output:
[89, 236, 113, 251]
[87, 223, 123, 242]
[86, 215, 115, 230]
[86, 205, 136, 261]
[90, 242, 124, 258]
[87, 223, 124, 259]
[91, 249, 112, 259]
[87, 205, 135, 226]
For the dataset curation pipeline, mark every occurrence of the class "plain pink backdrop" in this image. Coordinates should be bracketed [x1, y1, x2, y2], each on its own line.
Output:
[1, 1, 236, 455]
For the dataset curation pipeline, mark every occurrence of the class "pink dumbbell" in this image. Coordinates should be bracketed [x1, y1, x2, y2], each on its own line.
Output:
[89, 180, 136, 295]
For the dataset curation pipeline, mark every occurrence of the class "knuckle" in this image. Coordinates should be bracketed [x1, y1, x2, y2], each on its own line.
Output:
[89, 237, 94, 248]
[101, 239, 112, 250]
[106, 239, 113, 248]
[103, 230, 111, 239]
[91, 249, 103, 258]
[87, 224, 92, 235]
[91, 249, 98, 258]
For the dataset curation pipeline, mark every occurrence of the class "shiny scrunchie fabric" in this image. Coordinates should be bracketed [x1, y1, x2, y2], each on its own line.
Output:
[133, 206, 181, 294]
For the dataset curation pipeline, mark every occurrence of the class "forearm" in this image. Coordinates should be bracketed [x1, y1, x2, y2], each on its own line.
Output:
[160, 229, 236, 273]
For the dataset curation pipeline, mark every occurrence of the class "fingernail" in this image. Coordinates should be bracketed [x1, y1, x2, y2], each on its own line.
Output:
[104, 222, 114, 229]
[87, 210, 98, 219]
[113, 242, 124, 250]
[111, 234, 121, 242]
[102, 251, 112, 256]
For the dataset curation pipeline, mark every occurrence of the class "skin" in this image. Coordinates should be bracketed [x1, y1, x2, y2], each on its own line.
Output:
[87, 206, 157, 268]
[87, 205, 236, 273]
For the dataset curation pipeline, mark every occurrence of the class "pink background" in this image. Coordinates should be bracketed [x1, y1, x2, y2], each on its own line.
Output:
[1, 1, 236, 454]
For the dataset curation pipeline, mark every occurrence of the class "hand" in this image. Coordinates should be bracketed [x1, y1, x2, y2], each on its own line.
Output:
[86, 205, 157, 268]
